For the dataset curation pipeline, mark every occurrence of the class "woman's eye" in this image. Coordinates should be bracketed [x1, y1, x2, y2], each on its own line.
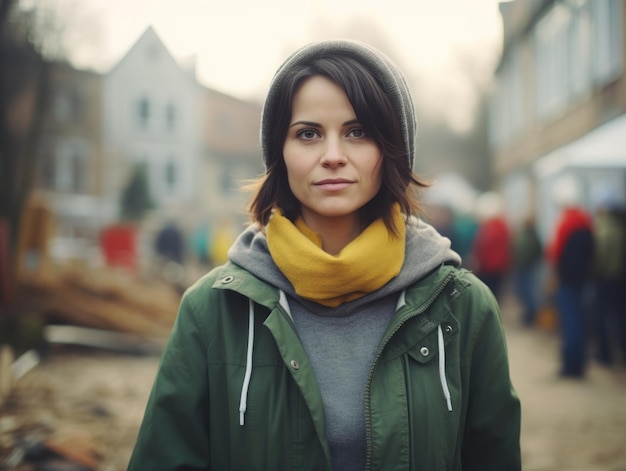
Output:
[296, 129, 318, 140]
[348, 128, 366, 138]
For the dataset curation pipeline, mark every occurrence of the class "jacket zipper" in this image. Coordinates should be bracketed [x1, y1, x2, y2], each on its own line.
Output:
[403, 354, 416, 471]
[363, 272, 455, 471]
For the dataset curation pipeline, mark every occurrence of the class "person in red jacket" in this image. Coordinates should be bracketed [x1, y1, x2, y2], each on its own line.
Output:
[547, 175, 594, 378]
[471, 191, 511, 301]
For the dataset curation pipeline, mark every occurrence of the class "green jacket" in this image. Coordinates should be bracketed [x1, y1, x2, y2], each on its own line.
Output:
[128, 263, 521, 470]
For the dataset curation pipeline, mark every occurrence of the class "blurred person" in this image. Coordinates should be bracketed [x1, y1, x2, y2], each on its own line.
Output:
[128, 40, 521, 471]
[154, 220, 185, 265]
[590, 190, 626, 366]
[471, 191, 511, 301]
[191, 221, 212, 265]
[547, 175, 594, 378]
[154, 220, 186, 286]
[451, 199, 479, 269]
[512, 214, 543, 327]
[210, 217, 238, 266]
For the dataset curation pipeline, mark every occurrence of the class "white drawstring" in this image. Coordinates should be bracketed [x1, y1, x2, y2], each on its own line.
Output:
[278, 290, 293, 321]
[239, 300, 255, 426]
[399, 291, 451, 411]
[397, 291, 451, 410]
[437, 324, 453, 412]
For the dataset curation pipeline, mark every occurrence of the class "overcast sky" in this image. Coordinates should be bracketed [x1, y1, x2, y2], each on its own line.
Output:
[26, 0, 508, 131]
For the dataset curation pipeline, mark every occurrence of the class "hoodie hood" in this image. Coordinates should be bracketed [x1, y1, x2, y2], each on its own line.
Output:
[228, 218, 461, 311]
[261, 39, 417, 171]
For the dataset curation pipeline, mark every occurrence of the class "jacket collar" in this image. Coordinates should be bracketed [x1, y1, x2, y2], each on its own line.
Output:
[212, 261, 470, 326]
[211, 261, 281, 311]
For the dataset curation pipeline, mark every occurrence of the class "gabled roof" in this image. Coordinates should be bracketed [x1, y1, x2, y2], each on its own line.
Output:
[107, 26, 195, 83]
[108, 26, 262, 158]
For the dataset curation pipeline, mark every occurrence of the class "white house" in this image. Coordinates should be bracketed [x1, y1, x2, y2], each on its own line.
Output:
[102, 26, 202, 221]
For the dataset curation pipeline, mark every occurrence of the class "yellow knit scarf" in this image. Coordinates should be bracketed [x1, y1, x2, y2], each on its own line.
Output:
[266, 205, 406, 307]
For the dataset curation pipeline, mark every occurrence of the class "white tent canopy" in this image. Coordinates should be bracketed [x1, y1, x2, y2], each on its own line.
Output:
[534, 113, 626, 178]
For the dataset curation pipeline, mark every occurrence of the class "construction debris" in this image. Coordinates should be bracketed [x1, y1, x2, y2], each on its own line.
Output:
[18, 261, 181, 338]
[0, 348, 39, 408]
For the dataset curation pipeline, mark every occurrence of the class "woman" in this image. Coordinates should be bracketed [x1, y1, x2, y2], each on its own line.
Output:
[128, 39, 521, 471]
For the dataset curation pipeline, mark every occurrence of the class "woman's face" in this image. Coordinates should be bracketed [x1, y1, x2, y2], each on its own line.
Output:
[282, 75, 383, 232]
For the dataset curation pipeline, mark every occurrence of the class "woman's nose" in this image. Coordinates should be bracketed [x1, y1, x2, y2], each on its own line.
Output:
[321, 138, 347, 168]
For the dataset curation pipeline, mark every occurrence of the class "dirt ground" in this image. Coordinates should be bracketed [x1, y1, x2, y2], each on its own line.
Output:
[0, 349, 160, 470]
[502, 298, 626, 471]
[1, 297, 626, 471]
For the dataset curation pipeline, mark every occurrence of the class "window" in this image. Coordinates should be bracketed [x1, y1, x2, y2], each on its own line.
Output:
[41, 152, 56, 189]
[534, 3, 571, 120]
[137, 97, 150, 128]
[54, 86, 82, 123]
[591, 0, 623, 84]
[70, 152, 87, 193]
[165, 159, 177, 191]
[533, 0, 624, 121]
[489, 42, 525, 146]
[568, 1, 592, 99]
[505, 43, 525, 139]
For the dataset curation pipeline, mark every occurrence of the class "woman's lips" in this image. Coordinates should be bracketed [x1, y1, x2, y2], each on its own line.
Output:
[314, 179, 353, 191]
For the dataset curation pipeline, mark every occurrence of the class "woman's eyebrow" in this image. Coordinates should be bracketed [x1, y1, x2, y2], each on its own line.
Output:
[289, 120, 320, 128]
[289, 119, 361, 128]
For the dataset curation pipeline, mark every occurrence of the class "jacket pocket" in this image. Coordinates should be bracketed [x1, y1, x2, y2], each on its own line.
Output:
[404, 320, 462, 470]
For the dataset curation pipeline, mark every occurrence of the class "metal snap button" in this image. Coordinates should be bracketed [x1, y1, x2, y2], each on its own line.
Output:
[221, 275, 234, 284]
[420, 347, 429, 356]
[290, 360, 300, 370]
[444, 325, 453, 334]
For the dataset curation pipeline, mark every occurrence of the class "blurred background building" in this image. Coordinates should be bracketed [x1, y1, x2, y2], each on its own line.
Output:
[38, 62, 104, 262]
[489, 0, 625, 240]
[33, 26, 262, 275]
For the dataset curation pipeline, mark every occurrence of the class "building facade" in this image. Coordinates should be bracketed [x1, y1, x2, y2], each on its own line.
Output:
[36, 27, 262, 266]
[489, 0, 625, 240]
[36, 62, 105, 260]
[195, 86, 264, 229]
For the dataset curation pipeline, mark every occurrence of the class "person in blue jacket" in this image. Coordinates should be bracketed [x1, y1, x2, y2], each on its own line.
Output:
[128, 39, 521, 470]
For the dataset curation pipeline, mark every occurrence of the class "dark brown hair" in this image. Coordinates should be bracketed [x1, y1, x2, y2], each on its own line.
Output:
[248, 55, 429, 236]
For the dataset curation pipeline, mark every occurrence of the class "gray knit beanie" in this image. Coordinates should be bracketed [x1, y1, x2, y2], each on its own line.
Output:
[261, 39, 417, 171]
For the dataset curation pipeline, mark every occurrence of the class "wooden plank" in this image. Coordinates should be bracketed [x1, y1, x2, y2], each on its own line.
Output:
[44, 325, 166, 355]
